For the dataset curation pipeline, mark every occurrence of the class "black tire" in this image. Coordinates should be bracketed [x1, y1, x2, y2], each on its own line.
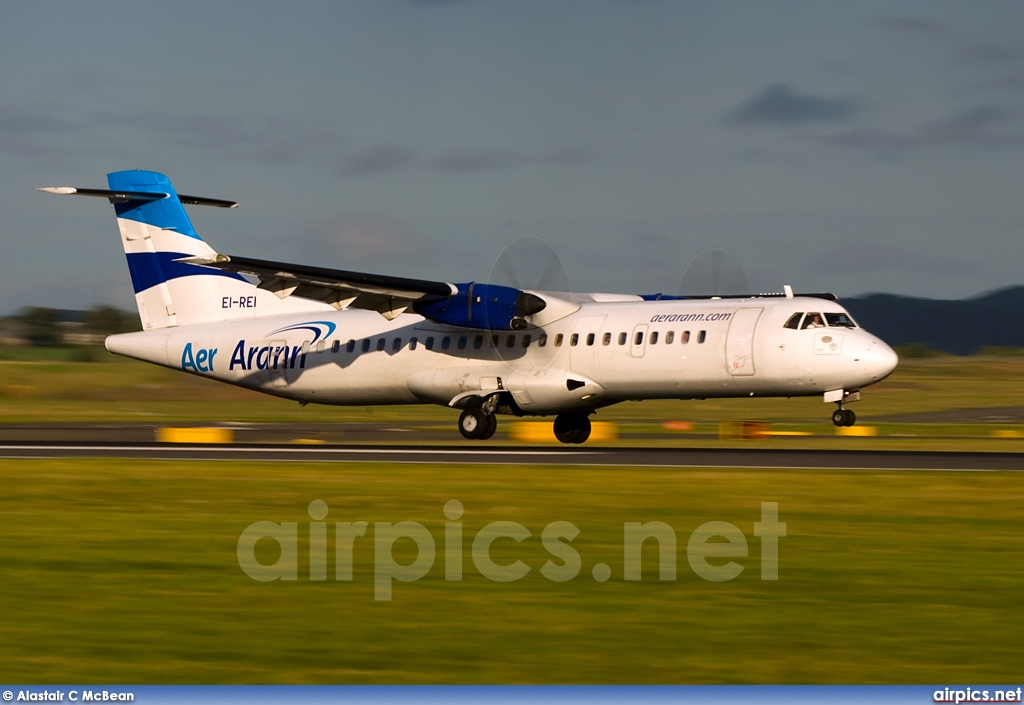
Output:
[553, 413, 592, 444]
[459, 408, 488, 440]
[843, 409, 856, 427]
[573, 417, 592, 444]
[479, 413, 498, 440]
[832, 409, 846, 427]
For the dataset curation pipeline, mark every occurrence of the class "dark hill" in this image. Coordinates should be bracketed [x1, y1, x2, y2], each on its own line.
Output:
[842, 286, 1024, 355]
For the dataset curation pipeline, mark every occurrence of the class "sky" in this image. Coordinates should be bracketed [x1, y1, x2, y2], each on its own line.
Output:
[3, 0, 1024, 315]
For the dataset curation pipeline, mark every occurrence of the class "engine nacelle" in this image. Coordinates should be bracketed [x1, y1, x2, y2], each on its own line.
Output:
[406, 365, 604, 414]
[414, 283, 546, 331]
[505, 366, 603, 414]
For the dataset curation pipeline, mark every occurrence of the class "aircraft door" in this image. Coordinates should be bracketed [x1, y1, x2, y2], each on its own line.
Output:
[267, 339, 289, 387]
[281, 339, 312, 386]
[725, 308, 763, 376]
[630, 324, 648, 358]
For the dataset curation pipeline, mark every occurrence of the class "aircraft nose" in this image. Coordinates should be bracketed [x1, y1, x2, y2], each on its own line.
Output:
[861, 339, 899, 381]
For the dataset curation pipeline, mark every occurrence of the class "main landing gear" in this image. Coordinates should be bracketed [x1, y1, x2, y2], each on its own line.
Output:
[457, 402, 592, 445]
[553, 413, 591, 445]
[458, 407, 498, 440]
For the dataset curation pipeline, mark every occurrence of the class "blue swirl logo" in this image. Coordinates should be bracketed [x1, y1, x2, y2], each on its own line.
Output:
[267, 320, 337, 343]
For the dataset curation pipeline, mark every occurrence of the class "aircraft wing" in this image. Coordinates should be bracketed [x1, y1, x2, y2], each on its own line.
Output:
[182, 254, 457, 320]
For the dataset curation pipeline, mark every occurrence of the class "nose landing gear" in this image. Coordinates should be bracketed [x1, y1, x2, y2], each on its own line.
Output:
[831, 406, 856, 427]
[826, 389, 860, 427]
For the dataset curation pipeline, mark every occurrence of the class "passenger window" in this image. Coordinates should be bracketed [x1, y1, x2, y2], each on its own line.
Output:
[457, 336, 467, 350]
[442, 336, 451, 350]
[376, 339, 386, 351]
[570, 333, 579, 346]
[697, 330, 706, 344]
[802, 313, 825, 329]
[682, 331, 690, 344]
[346, 339, 356, 353]
[650, 331, 659, 345]
[665, 331, 674, 344]
[473, 335, 483, 349]
[618, 332, 627, 345]
[425, 337, 435, 350]
[316, 341, 325, 353]
[506, 334, 516, 348]
[538, 334, 548, 347]
[362, 339, 371, 353]
[825, 312, 857, 328]
[490, 334, 499, 348]
[555, 334, 564, 347]
[635, 331, 644, 345]
[602, 332, 611, 346]
[392, 338, 402, 351]
[784, 313, 803, 330]
[409, 337, 418, 351]
[522, 334, 531, 347]
[586, 333, 595, 346]
[332, 340, 340, 353]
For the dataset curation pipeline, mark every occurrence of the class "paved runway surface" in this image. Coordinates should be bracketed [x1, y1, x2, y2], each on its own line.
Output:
[2, 441, 1023, 471]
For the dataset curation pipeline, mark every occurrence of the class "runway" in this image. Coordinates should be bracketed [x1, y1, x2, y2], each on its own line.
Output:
[2, 441, 1023, 471]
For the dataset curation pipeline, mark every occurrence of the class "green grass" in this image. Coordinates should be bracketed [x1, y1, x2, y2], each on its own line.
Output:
[0, 346, 123, 362]
[3, 351, 1024, 423]
[5, 353, 1024, 454]
[0, 459, 1022, 683]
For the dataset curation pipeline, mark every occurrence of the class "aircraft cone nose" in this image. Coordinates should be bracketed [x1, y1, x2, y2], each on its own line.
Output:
[864, 339, 899, 381]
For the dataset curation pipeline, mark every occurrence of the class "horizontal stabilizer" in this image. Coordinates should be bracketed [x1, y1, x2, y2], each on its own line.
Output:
[37, 186, 237, 208]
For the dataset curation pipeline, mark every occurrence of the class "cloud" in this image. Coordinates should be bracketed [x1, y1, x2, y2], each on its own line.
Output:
[2, 99, 584, 179]
[0, 104, 79, 156]
[805, 240, 971, 277]
[407, 0, 478, 6]
[122, 113, 347, 166]
[430, 147, 585, 173]
[830, 105, 1024, 154]
[0, 104, 348, 167]
[339, 144, 587, 177]
[726, 84, 860, 126]
[959, 42, 1024, 67]
[871, 16, 948, 34]
[432, 149, 523, 173]
[303, 215, 423, 267]
[340, 144, 420, 176]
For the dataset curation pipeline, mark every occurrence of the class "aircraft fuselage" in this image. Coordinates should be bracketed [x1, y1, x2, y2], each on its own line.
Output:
[107, 295, 896, 416]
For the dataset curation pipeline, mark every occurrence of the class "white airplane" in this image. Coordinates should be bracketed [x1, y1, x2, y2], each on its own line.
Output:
[40, 170, 898, 443]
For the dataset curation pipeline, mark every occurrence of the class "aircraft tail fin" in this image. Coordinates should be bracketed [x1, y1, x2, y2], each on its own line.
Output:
[40, 170, 327, 330]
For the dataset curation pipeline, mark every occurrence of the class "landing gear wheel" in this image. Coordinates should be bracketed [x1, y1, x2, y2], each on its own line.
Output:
[459, 408, 488, 440]
[553, 413, 592, 444]
[832, 409, 856, 427]
[479, 413, 498, 440]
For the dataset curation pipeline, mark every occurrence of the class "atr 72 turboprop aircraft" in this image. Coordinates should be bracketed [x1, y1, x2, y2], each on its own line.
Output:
[40, 170, 898, 443]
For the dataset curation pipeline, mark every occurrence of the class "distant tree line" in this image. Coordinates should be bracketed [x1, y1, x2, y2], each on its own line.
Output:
[2, 306, 139, 347]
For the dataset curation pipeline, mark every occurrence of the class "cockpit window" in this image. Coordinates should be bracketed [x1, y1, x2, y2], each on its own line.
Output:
[802, 313, 825, 329]
[784, 313, 803, 329]
[825, 312, 857, 328]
